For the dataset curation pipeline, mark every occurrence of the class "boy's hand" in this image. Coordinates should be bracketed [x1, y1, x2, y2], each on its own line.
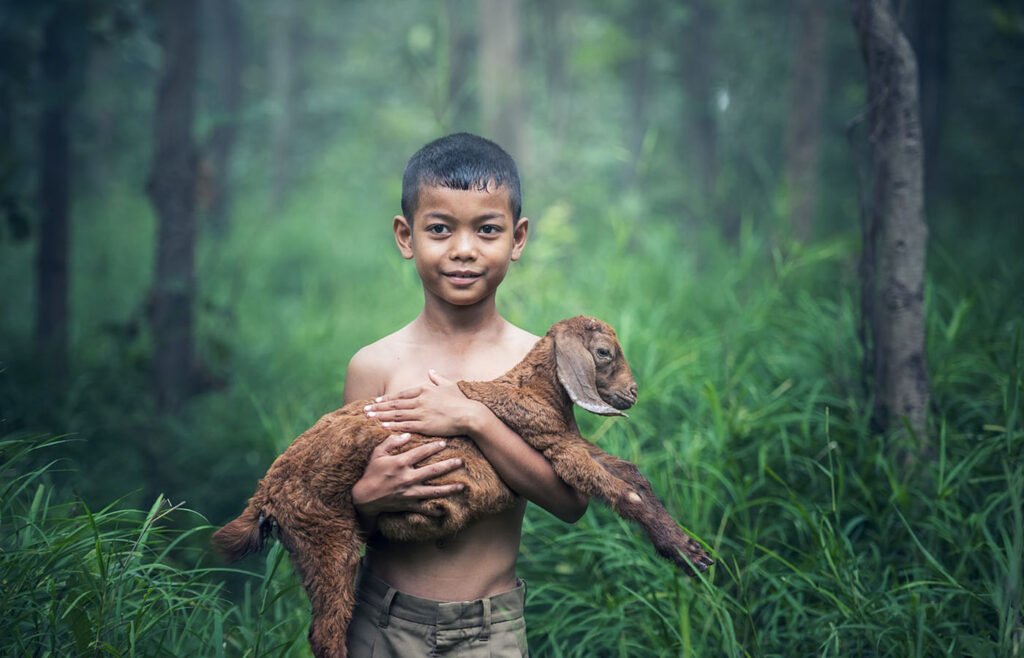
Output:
[352, 433, 465, 528]
[364, 370, 488, 437]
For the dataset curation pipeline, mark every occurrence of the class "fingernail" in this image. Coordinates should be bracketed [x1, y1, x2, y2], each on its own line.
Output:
[381, 421, 391, 427]
[363, 405, 373, 411]
[366, 411, 376, 417]
[438, 441, 446, 448]
[399, 433, 410, 440]
[454, 458, 462, 466]
[375, 396, 383, 402]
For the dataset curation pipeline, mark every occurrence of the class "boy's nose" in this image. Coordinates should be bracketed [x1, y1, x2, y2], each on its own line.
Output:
[450, 232, 477, 259]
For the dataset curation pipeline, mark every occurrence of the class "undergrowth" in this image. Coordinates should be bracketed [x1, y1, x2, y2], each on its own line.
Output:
[1, 165, 1021, 655]
[0, 436, 310, 657]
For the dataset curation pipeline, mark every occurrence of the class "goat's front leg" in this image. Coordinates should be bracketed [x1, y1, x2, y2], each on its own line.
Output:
[543, 435, 713, 575]
[586, 446, 713, 575]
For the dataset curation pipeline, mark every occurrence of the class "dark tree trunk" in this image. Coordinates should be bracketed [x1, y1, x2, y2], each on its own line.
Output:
[784, 0, 828, 242]
[443, 0, 475, 130]
[537, 0, 570, 157]
[679, 0, 723, 237]
[269, 0, 297, 210]
[852, 0, 931, 448]
[35, 10, 76, 380]
[147, 0, 200, 413]
[205, 0, 244, 233]
[477, 0, 525, 160]
[625, 4, 655, 186]
[908, 0, 949, 204]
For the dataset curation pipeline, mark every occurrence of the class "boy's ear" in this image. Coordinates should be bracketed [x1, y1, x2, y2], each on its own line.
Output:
[393, 215, 414, 259]
[510, 217, 529, 262]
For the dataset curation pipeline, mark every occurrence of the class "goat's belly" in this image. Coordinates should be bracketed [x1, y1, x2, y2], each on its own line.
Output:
[376, 436, 517, 542]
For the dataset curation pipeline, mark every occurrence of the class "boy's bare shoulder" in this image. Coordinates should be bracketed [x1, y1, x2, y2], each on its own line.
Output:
[487, 320, 542, 375]
[343, 326, 415, 403]
[502, 321, 542, 357]
[345, 320, 539, 401]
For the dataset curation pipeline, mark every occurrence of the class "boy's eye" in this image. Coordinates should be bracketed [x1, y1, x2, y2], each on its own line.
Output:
[425, 224, 450, 235]
[479, 225, 501, 235]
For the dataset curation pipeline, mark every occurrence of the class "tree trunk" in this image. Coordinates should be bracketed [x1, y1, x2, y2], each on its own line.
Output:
[784, 0, 828, 242]
[537, 0, 570, 158]
[851, 0, 931, 448]
[625, 4, 655, 186]
[269, 0, 297, 210]
[147, 0, 200, 413]
[35, 10, 75, 381]
[908, 0, 949, 204]
[443, 0, 475, 130]
[477, 0, 525, 160]
[679, 0, 723, 237]
[204, 0, 244, 233]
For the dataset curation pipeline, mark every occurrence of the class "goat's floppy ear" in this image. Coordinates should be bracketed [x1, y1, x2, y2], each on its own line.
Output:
[555, 329, 627, 417]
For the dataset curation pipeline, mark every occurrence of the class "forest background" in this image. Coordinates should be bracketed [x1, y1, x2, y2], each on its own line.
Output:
[1, 0, 1022, 656]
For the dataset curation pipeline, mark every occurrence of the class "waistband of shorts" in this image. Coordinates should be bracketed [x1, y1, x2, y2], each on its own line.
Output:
[355, 563, 525, 629]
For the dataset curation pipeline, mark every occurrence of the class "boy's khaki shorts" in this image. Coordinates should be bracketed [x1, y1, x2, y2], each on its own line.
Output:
[346, 565, 529, 657]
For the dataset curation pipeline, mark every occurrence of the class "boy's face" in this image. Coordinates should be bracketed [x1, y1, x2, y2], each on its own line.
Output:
[394, 183, 528, 308]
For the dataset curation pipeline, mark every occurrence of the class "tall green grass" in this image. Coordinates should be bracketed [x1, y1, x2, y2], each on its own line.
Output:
[1, 137, 1021, 655]
[0, 435, 310, 657]
[514, 229, 1023, 656]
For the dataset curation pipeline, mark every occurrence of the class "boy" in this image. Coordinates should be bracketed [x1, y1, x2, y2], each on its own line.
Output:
[342, 133, 588, 656]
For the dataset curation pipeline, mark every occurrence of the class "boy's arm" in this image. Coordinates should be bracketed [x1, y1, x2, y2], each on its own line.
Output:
[344, 351, 466, 530]
[365, 371, 589, 523]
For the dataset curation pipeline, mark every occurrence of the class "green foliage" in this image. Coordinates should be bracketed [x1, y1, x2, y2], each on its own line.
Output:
[0, 435, 310, 657]
[3, 207, 1021, 655]
[513, 226, 1023, 656]
[1, 0, 1023, 655]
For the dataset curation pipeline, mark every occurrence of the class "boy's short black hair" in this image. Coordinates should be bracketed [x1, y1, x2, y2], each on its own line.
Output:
[401, 133, 522, 222]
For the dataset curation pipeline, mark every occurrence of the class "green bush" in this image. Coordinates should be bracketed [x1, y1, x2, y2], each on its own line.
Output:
[3, 212, 1021, 656]
[0, 436, 309, 657]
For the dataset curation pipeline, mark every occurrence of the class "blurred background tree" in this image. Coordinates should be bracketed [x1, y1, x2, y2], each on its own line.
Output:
[1, 0, 1022, 654]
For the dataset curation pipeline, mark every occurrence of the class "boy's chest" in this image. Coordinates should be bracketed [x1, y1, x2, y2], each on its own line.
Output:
[380, 346, 526, 395]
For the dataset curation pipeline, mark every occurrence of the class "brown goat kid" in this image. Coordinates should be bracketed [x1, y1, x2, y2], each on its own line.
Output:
[213, 316, 713, 658]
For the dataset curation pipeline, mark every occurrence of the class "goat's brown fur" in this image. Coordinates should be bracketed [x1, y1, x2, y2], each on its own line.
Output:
[213, 316, 712, 658]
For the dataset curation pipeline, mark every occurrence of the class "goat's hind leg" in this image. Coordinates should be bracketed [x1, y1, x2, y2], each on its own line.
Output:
[285, 521, 364, 658]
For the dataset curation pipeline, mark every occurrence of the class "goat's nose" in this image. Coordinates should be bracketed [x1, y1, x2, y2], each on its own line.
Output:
[627, 382, 638, 400]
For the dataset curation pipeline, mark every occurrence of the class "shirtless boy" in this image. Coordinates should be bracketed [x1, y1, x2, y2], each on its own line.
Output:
[342, 133, 588, 656]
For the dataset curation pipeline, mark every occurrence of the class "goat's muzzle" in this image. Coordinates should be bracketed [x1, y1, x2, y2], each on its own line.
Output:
[608, 381, 638, 410]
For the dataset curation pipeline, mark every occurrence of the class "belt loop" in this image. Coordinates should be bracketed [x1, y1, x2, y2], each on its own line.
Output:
[377, 587, 397, 628]
[479, 597, 491, 642]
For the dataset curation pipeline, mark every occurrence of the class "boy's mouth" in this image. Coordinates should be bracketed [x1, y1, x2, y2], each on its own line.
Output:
[443, 270, 483, 283]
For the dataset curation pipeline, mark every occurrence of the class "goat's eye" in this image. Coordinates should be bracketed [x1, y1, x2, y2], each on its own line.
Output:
[596, 347, 612, 359]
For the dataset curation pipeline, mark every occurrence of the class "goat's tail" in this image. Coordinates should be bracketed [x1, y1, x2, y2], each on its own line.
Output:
[211, 506, 270, 563]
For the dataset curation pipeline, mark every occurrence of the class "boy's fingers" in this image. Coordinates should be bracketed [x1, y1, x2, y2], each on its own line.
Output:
[371, 409, 417, 422]
[364, 399, 416, 414]
[380, 420, 421, 433]
[405, 483, 465, 500]
[375, 433, 411, 455]
[398, 441, 451, 465]
[376, 386, 422, 403]
[410, 458, 464, 481]
[427, 368, 454, 386]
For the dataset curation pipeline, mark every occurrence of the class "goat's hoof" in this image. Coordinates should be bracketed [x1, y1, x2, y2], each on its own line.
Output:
[678, 550, 713, 575]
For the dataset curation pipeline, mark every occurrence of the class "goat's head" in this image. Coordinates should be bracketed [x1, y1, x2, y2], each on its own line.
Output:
[549, 316, 638, 417]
